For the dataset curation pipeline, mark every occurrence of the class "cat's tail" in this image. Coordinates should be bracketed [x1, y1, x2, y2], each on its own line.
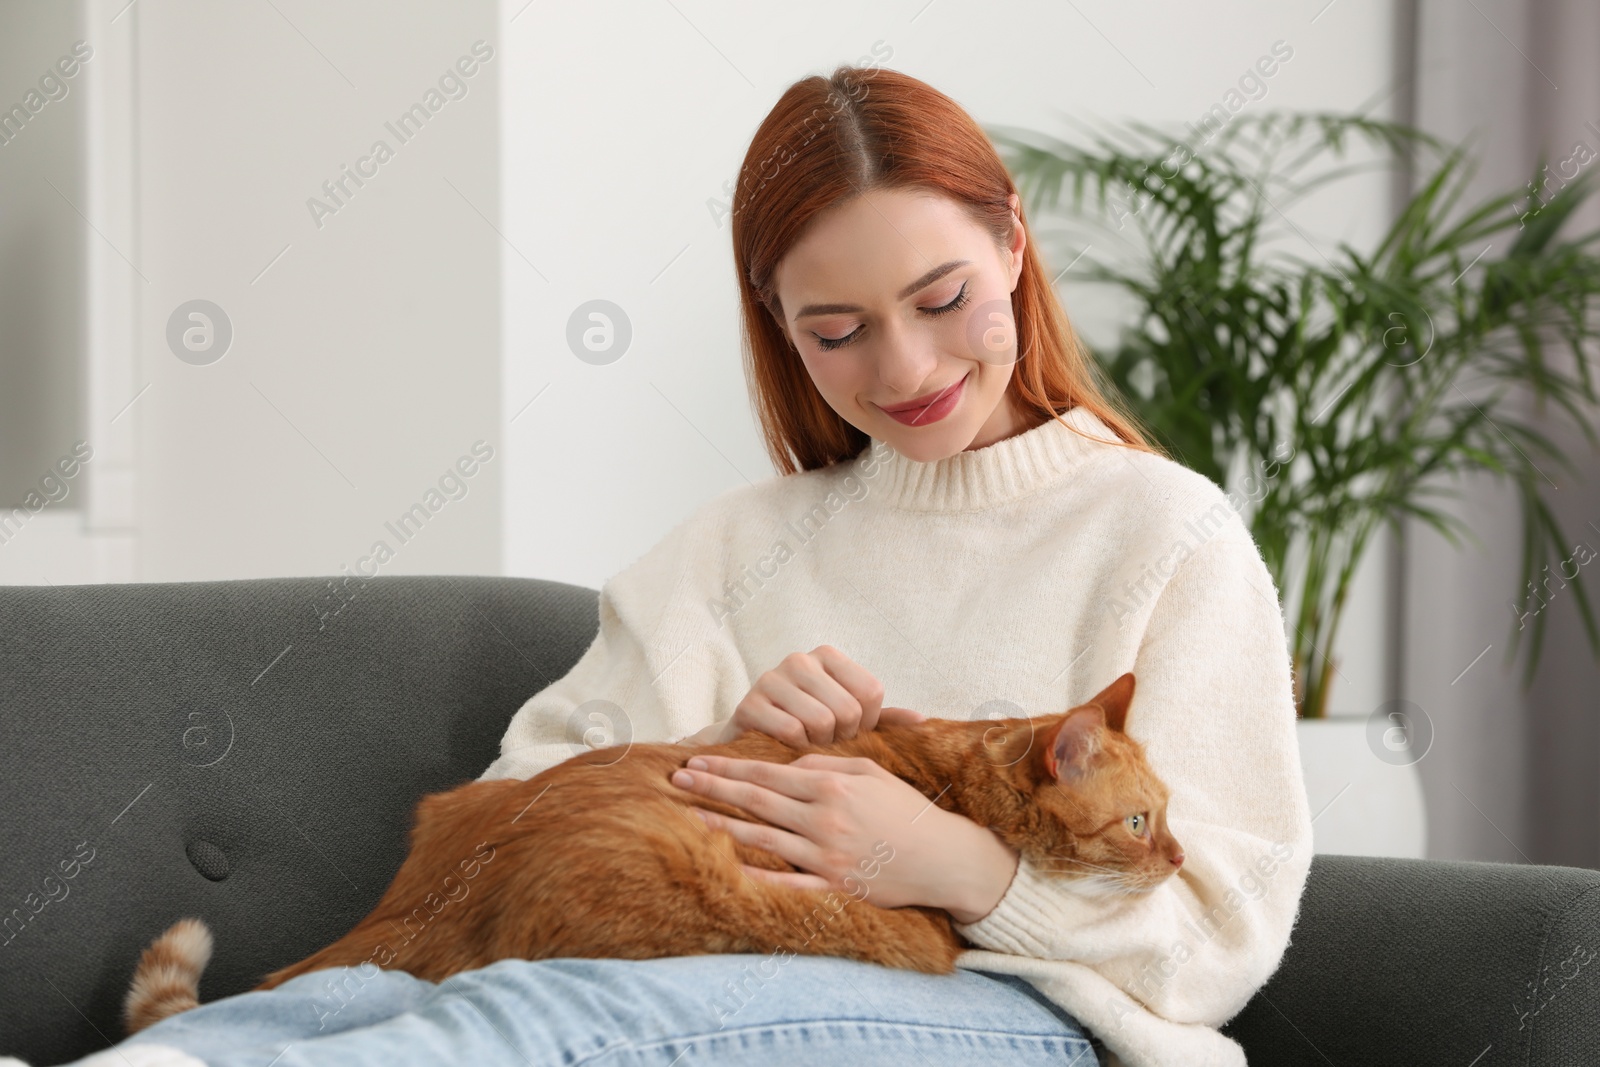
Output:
[123, 917, 214, 1036]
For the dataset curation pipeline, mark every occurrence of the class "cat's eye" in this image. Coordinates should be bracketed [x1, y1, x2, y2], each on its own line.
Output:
[1125, 813, 1148, 837]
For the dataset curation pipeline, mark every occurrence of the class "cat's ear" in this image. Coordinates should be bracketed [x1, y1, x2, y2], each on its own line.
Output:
[1084, 672, 1136, 734]
[1043, 704, 1104, 783]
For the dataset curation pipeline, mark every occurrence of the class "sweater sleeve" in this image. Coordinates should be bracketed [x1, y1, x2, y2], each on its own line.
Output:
[476, 505, 745, 782]
[952, 521, 1316, 1028]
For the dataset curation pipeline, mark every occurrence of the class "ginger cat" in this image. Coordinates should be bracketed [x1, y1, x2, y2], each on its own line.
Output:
[123, 671, 1182, 1034]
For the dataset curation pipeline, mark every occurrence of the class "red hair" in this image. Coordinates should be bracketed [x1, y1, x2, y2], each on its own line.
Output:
[729, 64, 1165, 476]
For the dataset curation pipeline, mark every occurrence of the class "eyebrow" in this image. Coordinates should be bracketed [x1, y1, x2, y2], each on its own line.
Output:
[793, 259, 970, 319]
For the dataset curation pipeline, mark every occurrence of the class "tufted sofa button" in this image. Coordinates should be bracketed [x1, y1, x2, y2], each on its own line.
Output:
[185, 839, 230, 881]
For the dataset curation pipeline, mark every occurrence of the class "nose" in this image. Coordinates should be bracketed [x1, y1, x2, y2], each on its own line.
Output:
[1170, 848, 1185, 868]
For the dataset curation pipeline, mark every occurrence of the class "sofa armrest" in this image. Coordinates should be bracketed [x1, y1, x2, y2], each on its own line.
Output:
[1224, 851, 1600, 1065]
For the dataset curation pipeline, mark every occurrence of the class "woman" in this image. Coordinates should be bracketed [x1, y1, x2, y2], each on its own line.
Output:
[60, 65, 1311, 1067]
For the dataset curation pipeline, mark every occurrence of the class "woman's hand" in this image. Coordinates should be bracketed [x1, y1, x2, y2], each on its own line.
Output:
[670, 752, 1020, 923]
[681, 645, 926, 748]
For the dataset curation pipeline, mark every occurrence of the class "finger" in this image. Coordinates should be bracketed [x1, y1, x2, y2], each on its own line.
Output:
[740, 864, 832, 892]
[680, 755, 832, 800]
[801, 646, 873, 738]
[671, 766, 807, 827]
[694, 807, 826, 872]
[877, 706, 928, 727]
[755, 677, 838, 746]
[790, 753, 885, 777]
[734, 696, 817, 749]
[779, 651, 857, 741]
[812, 646, 884, 738]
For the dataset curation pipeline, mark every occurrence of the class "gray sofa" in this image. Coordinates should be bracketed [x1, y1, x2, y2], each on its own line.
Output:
[2, 575, 1596, 1066]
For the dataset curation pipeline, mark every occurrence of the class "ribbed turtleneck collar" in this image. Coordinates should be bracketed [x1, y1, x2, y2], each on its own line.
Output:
[855, 405, 1122, 511]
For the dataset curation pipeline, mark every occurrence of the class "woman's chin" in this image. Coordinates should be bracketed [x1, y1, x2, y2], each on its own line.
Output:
[877, 424, 966, 461]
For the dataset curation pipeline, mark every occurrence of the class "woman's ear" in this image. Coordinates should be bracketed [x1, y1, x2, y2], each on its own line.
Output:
[1005, 192, 1026, 289]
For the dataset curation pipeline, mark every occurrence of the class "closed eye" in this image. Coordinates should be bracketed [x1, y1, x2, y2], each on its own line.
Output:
[814, 282, 972, 351]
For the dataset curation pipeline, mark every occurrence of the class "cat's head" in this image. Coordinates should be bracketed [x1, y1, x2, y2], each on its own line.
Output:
[1023, 672, 1185, 896]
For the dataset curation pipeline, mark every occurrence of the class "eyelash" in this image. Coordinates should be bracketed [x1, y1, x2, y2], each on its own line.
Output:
[812, 282, 972, 352]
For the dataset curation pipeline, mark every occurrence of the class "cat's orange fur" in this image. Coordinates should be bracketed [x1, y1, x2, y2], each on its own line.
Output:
[123, 671, 1182, 1035]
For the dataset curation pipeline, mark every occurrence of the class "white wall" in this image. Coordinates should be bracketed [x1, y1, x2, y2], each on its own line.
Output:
[499, 0, 1398, 718]
[0, 0, 502, 586]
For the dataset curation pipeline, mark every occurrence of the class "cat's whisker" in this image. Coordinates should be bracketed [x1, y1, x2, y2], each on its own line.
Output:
[1033, 858, 1151, 899]
[1036, 857, 1113, 870]
[1036, 856, 1123, 877]
[1051, 876, 1125, 900]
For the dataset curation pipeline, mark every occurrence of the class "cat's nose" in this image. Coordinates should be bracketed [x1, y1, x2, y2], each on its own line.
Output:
[1170, 848, 1185, 868]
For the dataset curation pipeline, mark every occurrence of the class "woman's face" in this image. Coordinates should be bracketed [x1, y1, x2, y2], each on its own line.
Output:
[770, 186, 1032, 461]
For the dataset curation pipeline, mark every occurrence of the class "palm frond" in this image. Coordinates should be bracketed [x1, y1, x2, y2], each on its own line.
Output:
[990, 110, 1600, 716]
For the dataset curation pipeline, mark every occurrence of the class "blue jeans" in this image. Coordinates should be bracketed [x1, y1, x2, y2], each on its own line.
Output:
[84, 955, 1103, 1066]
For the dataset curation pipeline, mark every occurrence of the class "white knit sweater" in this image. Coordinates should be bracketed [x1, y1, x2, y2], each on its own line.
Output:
[479, 404, 1315, 1067]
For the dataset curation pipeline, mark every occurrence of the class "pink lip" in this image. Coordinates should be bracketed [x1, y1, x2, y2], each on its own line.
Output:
[878, 372, 968, 426]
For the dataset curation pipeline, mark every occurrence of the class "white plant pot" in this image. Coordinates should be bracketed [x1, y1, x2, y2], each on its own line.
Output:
[1295, 715, 1427, 858]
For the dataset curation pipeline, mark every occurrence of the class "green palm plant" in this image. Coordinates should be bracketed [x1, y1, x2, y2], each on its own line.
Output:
[989, 111, 1600, 718]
